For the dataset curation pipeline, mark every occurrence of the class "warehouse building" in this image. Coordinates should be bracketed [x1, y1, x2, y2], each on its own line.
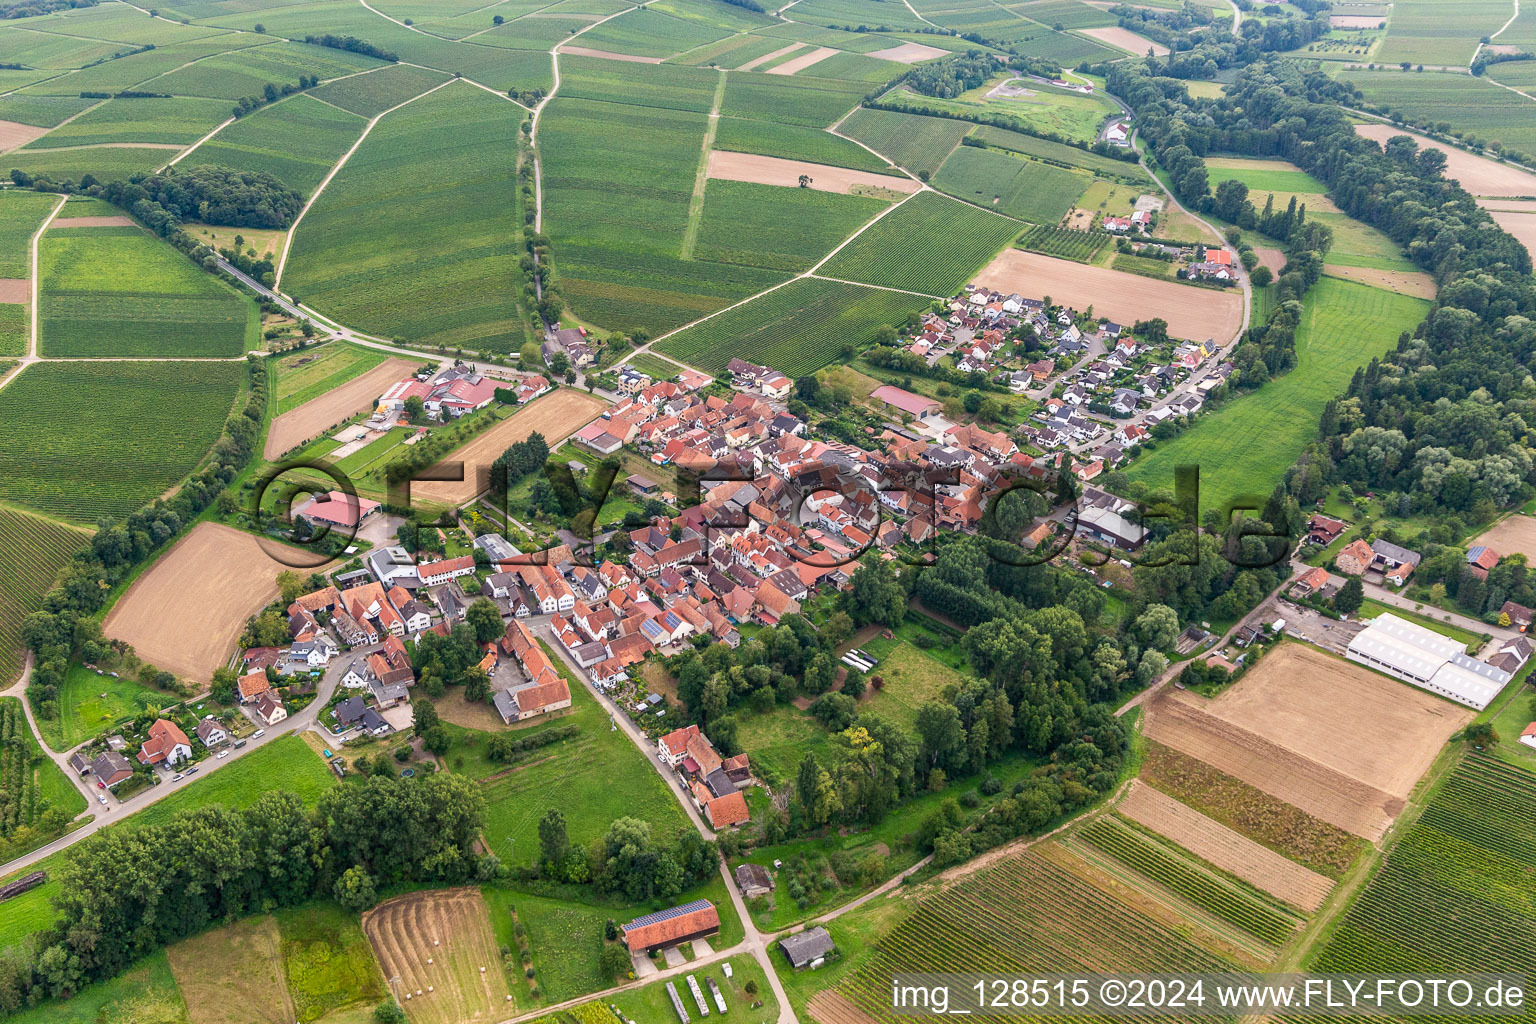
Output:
[1345, 612, 1510, 709]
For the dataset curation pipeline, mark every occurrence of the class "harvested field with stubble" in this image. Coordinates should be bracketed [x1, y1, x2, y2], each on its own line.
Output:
[415, 390, 608, 506]
[264, 356, 416, 459]
[167, 915, 296, 1024]
[973, 247, 1243, 341]
[362, 888, 511, 1024]
[1354, 122, 1536, 197]
[1145, 645, 1471, 840]
[1118, 780, 1334, 912]
[103, 522, 314, 683]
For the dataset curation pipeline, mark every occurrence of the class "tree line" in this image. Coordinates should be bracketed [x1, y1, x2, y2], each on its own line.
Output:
[0, 774, 489, 1013]
[304, 34, 398, 62]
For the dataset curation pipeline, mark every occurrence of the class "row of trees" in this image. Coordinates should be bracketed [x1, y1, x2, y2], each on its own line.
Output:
[0, 775, 489, 1012]
[531, 810, 718, 901]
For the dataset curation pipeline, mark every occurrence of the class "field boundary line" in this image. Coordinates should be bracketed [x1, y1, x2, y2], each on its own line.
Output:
[161, 114, 235, 170]
[273, 76, 459, 288]
[457, 0, 570, 41]
[1473, 0, 1520, 67]
[680, 68, 727, 260]
[807, 187, 920, 273]
[27, 193, 67, 361]
[809, 273, 940, 298]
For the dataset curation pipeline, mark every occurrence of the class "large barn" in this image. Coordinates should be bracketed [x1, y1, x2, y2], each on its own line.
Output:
[1345, 612, 1510, 709]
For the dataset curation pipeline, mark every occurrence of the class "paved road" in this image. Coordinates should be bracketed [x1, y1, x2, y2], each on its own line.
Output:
[0, 658, 339, 879]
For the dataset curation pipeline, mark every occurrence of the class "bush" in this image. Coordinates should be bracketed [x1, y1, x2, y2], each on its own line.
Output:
[374, 1001, 407, 1024]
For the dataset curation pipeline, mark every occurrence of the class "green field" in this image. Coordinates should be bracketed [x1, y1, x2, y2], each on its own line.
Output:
[1015, 0, 1116, 28]
[0, 360, 243, 523]
[182, 93, 368, 196]
[0, 93, 98, 128]
[3, 145, 171, 184]
[719, 71, 870, 128]
[284, 83, 528, 352]
[473, 644, 691, 863]
[274, 342, 391, 413]
[36, 662, 174, 752]
[1307, 756, 1536, 987]
[142, 39, 385, 99]
[307, 62, 452, 117]
[856, 639, 967, 729]
[694, 179, 888, 273]
[1375, 0, 1510, 65]
[0, 507, 88, 687]
[657, 277, 924, 376]
[820, 192, 1021, 295]
[839, 107, 972, 178]
[1341, 69, 1536, 155]
[1126, 277, 1430, 515]
[886, 78, 1116, 145]
[926, 6, 1118, 61]
[713, 114, 897, 174]
[577, 6, 736, 58]
[275, 901, 387, 1023]
[0, 189, 60, 278]
[1204, 161, 1328, 195]
[540, 81, 785, 335]
[40, 226, 253, 357]
[23, 36, 252, 96]
[21, 96, 235, 149]
[932, 145, 1091, 223]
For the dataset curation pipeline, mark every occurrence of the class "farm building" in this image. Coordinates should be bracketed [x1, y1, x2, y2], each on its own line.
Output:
[1344, 612, 1510, 709]
[621, 899, 720, 953]
[780, 927, 836, 969]
[91, 751, 134, 788]
[734, 863, 774, 898]
[870, 385, 940, 420]
[292, 490, 381, 528]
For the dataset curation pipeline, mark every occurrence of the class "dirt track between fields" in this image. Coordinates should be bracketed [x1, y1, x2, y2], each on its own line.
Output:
[414, 389, 608, 506]
[1117, 780, 1334, 911]
[264, 357, 415, 459]
[1143, 645, 1471, 840]
[103, 522, 316, 682]
[706, 150, 916, 194]
[974, 248, 1244, 341]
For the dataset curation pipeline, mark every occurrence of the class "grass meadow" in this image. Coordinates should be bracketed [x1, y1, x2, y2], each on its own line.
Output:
[182, 93, 368, 196]
[39, 226, 253, 357]
[284, 83, 528, 352]
[820, 191, 1022, 295]
[0, 360, 243, 523]
[1125, 276, 1430, 514]
[657, 277, 925, 376]
[35, 662, 171, 752]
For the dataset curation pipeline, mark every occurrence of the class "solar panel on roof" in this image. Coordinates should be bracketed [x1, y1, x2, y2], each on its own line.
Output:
[626, 899, 713, 931]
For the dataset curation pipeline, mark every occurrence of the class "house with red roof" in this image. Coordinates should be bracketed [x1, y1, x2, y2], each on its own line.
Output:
[138, 719, 192, 767]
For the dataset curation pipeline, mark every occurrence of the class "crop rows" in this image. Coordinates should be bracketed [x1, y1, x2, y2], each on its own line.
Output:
[839, 107, 972, 178]
[1303, 756, 1536, 998]
[0, 190, 61, 279]
[183, 93, 367, 196]
[695, 180, 887, 274]
[933, 146, 1090, 224]
[0, 506, 86, 684]
[719, 72, 869, 129]
[308, 64, 452, 118]
[713, 115, 895, 174]
[658, 277, 922, 376]
[821, 192, 1022, 296]
[0, 361, 242, 523]
[284, 84, 528, 352]
[1077, 818, 1299, 945]
[1020, 223, 1108, 262]
[834, 848, 1236, 1024]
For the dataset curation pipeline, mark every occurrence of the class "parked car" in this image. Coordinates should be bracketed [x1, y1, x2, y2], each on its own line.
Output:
[96, 781, 104, 789]
[216, 750, 230, 759]
[172, 773, 183, 781]
[185, 765, 199, 775]
[252, 729, 265, 739]
[97, 794, 106, 805]
[234, 739, 247, 749]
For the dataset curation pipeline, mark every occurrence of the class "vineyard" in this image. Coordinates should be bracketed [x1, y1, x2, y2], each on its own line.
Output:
[1075, 817, 1301, 946]
[0, 505, 88, 684]
[657, 278, 923, 377]
[820, 192, 1023, 297]
[0, 360, 243, 523]
[822, 847, 1236, 1024]
[1304, 756, 1536, 989]
[1019, 223, 1108, 262]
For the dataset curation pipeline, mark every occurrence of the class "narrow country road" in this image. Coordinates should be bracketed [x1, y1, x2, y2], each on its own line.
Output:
[0, 661, 340, 880]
